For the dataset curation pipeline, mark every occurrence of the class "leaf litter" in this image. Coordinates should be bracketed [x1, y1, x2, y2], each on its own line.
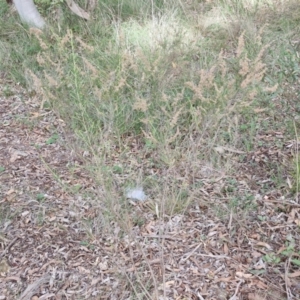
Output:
[0, 84, 300, 300]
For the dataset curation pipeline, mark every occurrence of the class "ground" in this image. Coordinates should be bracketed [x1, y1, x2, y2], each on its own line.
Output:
[1, 80, 300, 299]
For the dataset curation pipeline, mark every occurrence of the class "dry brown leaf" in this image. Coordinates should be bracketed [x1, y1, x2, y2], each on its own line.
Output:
[10, 150, 28, 162]
[215, 277, 232, 282]
[248, 293, 264, 300]
[256, 242, 272, 250]
[5, 189, 15, 195]
[36, 293, 55, 299]
[66, 0, 90, 20]
[249, 279, 268, 289]
[1, 80, 300, 299]
[236, 271, 253, 279]
[223, 242, 229, 254]
[288, 271, 300, 278]
[99, 261, 108, 271]
[91, 277, 102, 285]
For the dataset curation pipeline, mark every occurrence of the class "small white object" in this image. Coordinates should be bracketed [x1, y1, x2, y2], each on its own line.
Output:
[126, 187, 147, 201]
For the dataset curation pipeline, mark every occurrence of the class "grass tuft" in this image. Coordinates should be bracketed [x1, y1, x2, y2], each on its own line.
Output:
[1, 0, 300, 297]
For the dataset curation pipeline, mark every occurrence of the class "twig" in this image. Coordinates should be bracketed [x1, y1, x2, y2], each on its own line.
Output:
[228, 209, 233, 230]
[19, 274, 51, 300]
[266, 199, 300, 208]
[139, 235, 179, 241]
[181, 243, 229, 262]
[285, 258, 293, 300]
[196, 253, 229, 259]
[181, 243, 201, 262]
[0, 237, 19, 258]
[229, 279, 243, 300]
[197, 292, 205, 300]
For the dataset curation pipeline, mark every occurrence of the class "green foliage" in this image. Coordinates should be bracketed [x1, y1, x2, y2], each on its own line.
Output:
[263, 253, 281, 264]
[46, 134, 59, 145]
[36, 193, 45, 201]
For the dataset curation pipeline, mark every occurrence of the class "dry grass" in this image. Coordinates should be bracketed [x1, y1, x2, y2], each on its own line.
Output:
[1, 0, 300, 299]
